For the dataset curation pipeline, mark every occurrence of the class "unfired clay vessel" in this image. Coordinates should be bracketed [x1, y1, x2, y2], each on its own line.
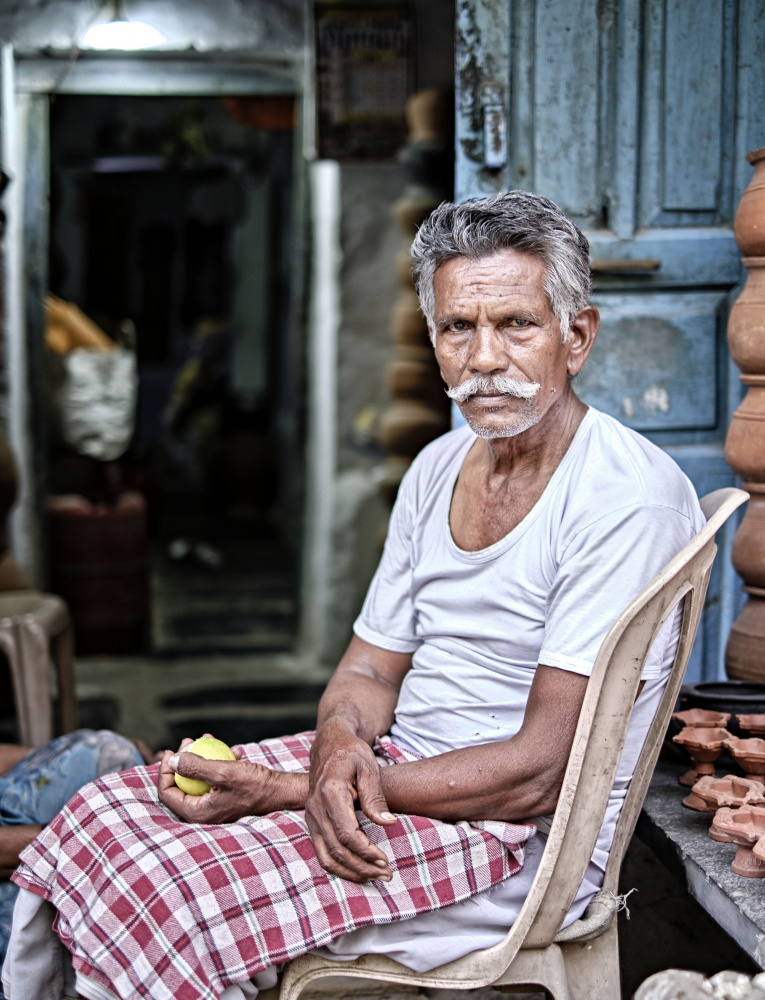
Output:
[673, 727, 734, 787]
[687, 774, 765, 816]
[723, 736, 765, 785]
[730, 486, 765, 590]
[673, 708, 731, 729]
[737, 713, 765, 736]
[727, 263, 765, 373]
[710, 806, 765, 877]
[734, 148, 765, 256]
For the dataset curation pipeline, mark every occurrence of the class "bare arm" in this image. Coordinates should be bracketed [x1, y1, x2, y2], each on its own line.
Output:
[378, 664, 588, 821]
[305, 644, 590, 883]
[0, 824, 42, 878]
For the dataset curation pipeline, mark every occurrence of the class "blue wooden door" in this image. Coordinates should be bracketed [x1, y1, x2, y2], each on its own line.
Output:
[455, 0, 765, 681]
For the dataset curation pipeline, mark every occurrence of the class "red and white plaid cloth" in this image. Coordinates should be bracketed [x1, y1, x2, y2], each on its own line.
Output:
[12, 732, 535, 1000]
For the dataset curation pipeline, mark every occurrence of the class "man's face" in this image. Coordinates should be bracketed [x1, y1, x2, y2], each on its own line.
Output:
[431, 249, 578, 439]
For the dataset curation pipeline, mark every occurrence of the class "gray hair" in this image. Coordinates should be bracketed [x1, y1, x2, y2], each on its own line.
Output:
[411, 190, 591, 341]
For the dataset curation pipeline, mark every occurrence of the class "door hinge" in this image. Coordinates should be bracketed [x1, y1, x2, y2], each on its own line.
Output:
[481, 82, 507, 170]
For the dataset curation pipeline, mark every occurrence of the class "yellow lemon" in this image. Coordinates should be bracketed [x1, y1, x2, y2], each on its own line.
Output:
[174, 736, 236, 795]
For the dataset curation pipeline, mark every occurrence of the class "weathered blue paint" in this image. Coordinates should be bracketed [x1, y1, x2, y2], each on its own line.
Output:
[455, 0, 765, 682]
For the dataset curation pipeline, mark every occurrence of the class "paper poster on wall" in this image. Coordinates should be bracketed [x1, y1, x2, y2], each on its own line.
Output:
[314, 1, 415, 161]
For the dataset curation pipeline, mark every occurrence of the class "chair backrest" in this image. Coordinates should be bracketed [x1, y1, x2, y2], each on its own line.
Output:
[494, 487, 748, 956]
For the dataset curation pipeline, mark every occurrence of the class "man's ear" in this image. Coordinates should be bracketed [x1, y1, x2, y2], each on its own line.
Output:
[565, 305, 599, 377]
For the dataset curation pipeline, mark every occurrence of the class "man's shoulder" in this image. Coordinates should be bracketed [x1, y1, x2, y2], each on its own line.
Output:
[569, 409, 703, 526]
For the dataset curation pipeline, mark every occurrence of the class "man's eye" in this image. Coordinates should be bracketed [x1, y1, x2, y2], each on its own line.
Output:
[507, 318, 529, 328]
[449, 321, 468, 332]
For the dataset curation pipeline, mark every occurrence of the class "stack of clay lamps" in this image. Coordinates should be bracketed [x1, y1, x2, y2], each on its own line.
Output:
[724, 148, 765, 681]
[737, 714, 765, 736]
[686, 774, 764, 814]
[710, 806, 765, 877]
[672, 727, 733, 789]
[378, 90, 452, 502]
[722, 737, 765, 787]
[671, 710, 732, 786]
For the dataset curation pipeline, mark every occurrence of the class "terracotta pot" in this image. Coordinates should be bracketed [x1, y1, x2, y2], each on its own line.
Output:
[734, 148, 765, 256]
[727, 261, 765, 373]
[391, 290, 430, 346]
[731, 485, 765, 586]
[378, 400, 449, 458]
[388, 357, 446, 406]
[725, 376, 765, 480]
[710, 806, 765, 876]
[405, 89, 451, 144]
[392, 191, 440, 234]
[396, 247, 415, 286]
[726, 595, 765, 683]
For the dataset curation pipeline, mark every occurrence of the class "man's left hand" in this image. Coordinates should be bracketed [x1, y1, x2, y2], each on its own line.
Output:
[305, 720, 396, 883]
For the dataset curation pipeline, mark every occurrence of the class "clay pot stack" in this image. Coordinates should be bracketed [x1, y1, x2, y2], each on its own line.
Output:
[673, 710, 765, 877]
[725, 148, 765, 681]
[378, 91, 452, 499]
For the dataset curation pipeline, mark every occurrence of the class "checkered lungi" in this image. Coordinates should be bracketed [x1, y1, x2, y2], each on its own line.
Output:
[11, 732, 535, 1000]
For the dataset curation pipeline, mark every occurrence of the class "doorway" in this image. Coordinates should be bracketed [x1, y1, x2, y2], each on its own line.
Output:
[46, 93, 304, 656]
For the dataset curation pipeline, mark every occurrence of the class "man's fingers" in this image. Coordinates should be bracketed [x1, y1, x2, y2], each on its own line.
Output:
[309, 824, 391, 883]
[169, 752, 235, 788]
[356, 768, 396, 827]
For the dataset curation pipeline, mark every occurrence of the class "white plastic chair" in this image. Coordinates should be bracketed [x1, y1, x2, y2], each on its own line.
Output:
[0, 591, 77, 745]
[279, 487, 748, 1000]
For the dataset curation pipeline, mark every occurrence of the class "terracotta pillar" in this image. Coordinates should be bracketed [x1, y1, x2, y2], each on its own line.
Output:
[725, 148, 765, 681]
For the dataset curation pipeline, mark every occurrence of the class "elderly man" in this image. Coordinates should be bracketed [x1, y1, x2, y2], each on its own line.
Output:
[2, 192, 703, 1000]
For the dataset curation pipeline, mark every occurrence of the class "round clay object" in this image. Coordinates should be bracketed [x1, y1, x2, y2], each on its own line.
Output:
[735, 148, 765, 256]
[731, 488, 765, 588]
[726, 596, 765, 684]
[378, 400, 449, 458]
[725, 376, 765, 481]
[727, 262, 765, 372]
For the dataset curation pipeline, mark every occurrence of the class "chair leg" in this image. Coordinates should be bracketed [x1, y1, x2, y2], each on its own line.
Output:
[559, 924, 620, 1000]
[0, 626, 25, 742]
[14, 619, 54, 745]
[52, 622, 78, 735]
[495, 945, 571, 1000]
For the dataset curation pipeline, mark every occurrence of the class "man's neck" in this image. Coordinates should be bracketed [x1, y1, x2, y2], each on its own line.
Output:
[475, 387, 588, 481]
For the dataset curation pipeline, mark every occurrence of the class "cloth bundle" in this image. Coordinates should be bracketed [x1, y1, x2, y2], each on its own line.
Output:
[12, 732, 534, 1000]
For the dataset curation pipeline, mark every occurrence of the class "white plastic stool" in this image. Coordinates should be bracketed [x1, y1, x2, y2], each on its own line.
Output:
[0, 591, 77, 745]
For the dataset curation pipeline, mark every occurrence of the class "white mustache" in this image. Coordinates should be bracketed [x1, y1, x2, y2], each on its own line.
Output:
[446, 375, 541, 403]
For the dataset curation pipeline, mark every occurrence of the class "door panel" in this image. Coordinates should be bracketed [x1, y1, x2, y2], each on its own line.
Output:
[455, 0, 765, 681]
[578, 291, 724, 432]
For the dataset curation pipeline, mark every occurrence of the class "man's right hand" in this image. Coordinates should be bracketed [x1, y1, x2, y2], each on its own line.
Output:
[305, 719, 397, 883]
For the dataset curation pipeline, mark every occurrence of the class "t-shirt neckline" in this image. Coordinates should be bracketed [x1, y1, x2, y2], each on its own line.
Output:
[444, 407, 595, 562]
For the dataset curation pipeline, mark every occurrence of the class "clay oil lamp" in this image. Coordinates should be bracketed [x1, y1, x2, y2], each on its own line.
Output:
[672, 727, 733, 788]
[723, 737, 765, 787]
[687, 774, 765, 816]
[737, 714, 765, 737]
[710, 806, 765, 877]
[672, 708, 731, 729]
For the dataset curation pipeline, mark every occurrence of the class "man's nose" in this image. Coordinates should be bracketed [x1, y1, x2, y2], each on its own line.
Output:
[467, 326, 508, 373]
